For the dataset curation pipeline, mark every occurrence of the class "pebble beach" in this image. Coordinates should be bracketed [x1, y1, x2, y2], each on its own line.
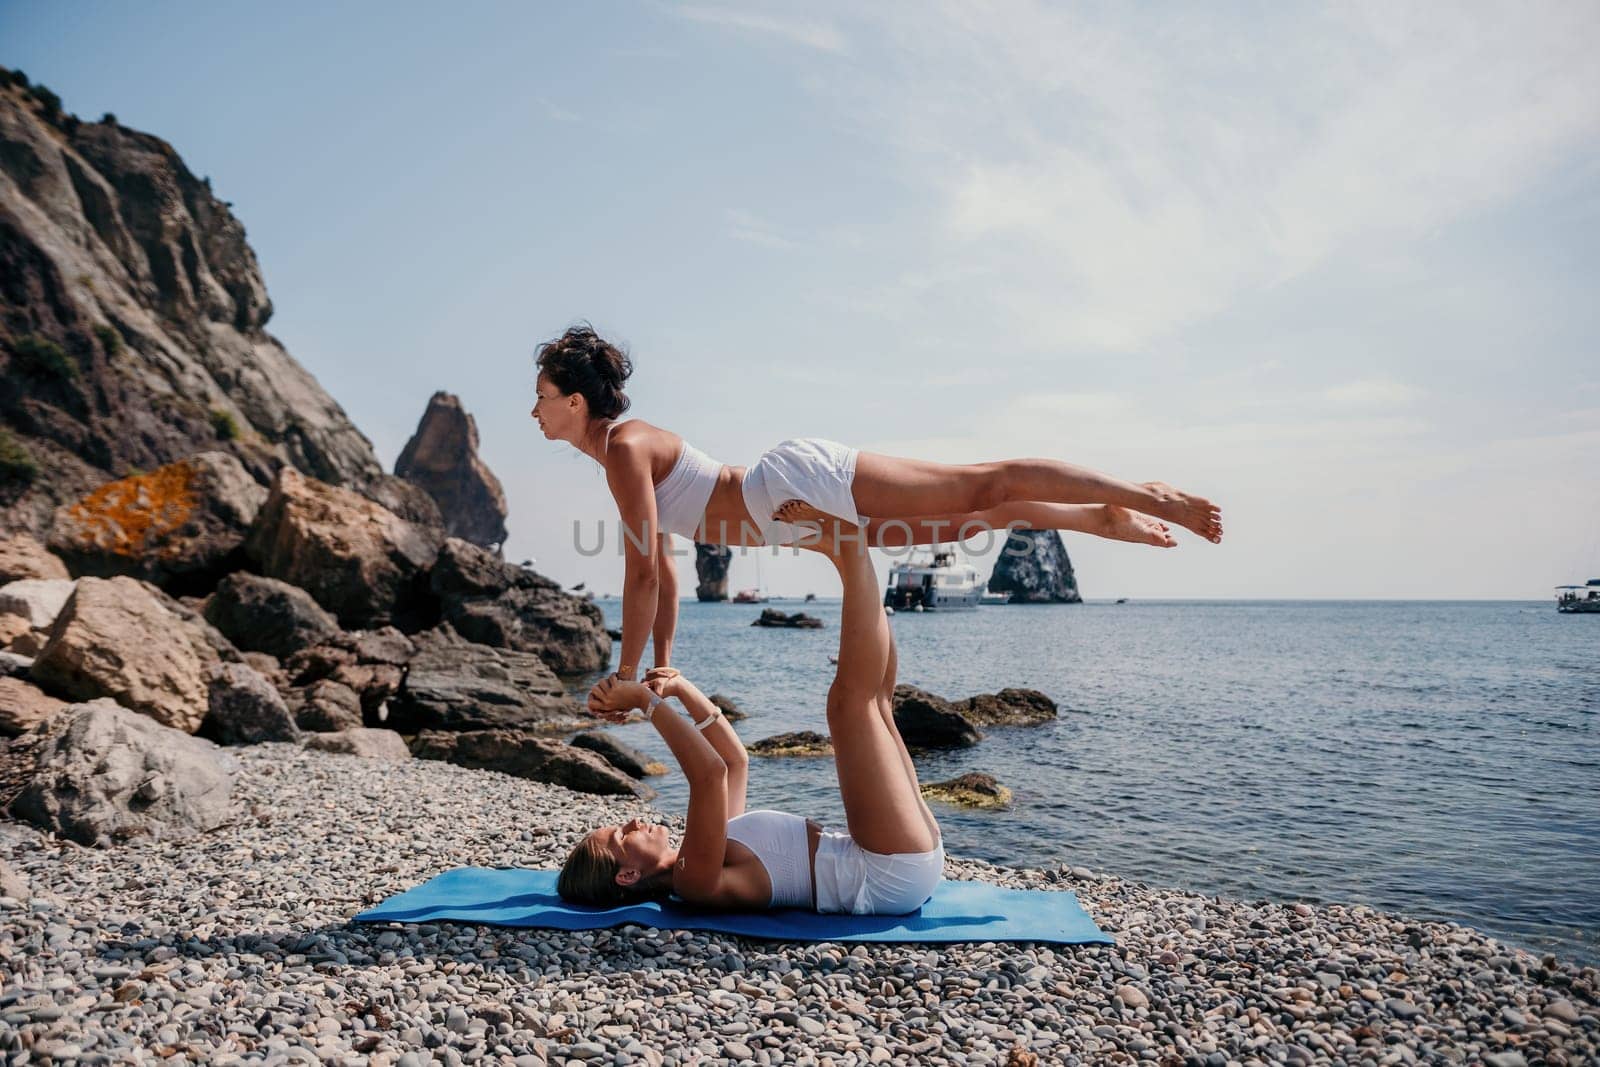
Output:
[2, 744, 1596, 1066]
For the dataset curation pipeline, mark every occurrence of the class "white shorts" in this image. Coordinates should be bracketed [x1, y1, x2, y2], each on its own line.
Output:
[813, 832, 944, 915]
[739, 437, 865, 547]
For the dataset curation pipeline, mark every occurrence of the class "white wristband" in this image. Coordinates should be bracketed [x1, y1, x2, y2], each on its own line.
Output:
[693, 707, 722, 732]
[645, 693, 664, 722]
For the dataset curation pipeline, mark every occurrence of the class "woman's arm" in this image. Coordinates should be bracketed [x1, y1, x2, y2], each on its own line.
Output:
[651, 533, 679, 669]
[589, 677, 729, 901]
[605, 437, 660, 681]
[649, 671, 747, 818]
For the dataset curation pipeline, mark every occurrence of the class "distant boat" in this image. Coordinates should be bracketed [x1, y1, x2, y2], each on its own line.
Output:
[804, 592, 817, 602]
[1556, 579, 1600, 614]
[733, 588, 768, 604]
[884, 547, 983, 611]
[1115, 598, 1128, 604]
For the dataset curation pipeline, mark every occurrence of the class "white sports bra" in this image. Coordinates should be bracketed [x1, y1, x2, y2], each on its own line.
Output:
[606, 421, 723, 539]
[725, 810, 814, 909]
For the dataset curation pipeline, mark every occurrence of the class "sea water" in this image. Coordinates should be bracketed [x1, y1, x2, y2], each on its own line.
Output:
[589, 599, 1598, 964]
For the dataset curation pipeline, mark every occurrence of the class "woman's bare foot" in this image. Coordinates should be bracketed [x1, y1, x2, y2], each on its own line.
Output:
[772, 499, 865, 552]
[1141, 482, 1223, 543]
[1099, 505, 1177, 548]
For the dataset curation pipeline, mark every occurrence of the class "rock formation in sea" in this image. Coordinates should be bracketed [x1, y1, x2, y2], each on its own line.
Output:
[694, 543, 732, 601]
[0, 73, 417, 538]
[986, 528, 1083, 603]
[394, 391, 508, 550]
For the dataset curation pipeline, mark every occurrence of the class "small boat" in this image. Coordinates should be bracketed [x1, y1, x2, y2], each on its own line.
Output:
[733, 588, 768, 604]
[1556, 580, 1600, 614]
[804, 592, 817, 602]
[1115, 598, 1128, 604]
[884, 547, 983, 611]
[980, 590, 1010, 605]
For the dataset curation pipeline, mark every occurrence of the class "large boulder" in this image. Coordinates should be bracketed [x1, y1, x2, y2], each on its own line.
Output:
[205, 662, 298, 744]
[412, 729, 653, 798]
[29, 576, 225, 732]
[570, 730, 668, 778]
[695, 543, 732, 602]
[245, 467, 445, 630]
[302, 727, 410, 762]
[393, 391, 508, 549]
[0, 675, 68, 736]
[891, 685, 983, 749]
[385, 625, 585, 733]
[751, 609, 823, 629]
[46, 453, 267, 593]
[749, 730, 834, 757]
[429, 538, 610, 674]
[0, 577, 75, 629]
[9, 700, 237, 846]
[0, 533, 69, 582]
[987, 529, 1082, 604]
[203, 572, 340, 658]
[921, 772, 1013, 810]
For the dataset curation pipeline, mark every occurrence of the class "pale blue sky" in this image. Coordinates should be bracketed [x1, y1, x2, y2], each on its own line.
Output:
[6, 2, 1598, 598]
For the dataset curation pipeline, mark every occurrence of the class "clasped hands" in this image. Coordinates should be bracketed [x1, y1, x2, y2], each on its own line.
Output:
[586, 667, 681, 723]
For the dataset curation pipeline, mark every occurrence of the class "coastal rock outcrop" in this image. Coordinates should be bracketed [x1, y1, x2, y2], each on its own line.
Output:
[956, 687, 1058, 727]
[203, 572, 341, 659]
[708, 694, 747, 722]
[28, 575, 227, 732]
[394, 392, 508, 549]
[987, 529, 1082, 603]
[412, 729, 653, 798]
[570, 731, 668, 779]
[0, 76, 407, 538]
[751, 609, 823, 629]
[429, 538, 610, 674]
[10, 700, 237, 846]
[921, 772, 1013, 810]
[890, 685, 983, 749]
[46, 452, 266, 592]
[749, 731, 834, 757]
[694, 543, 732, 602]
[245, 467, 444, 631]
[292, 679, 364, 733]
[0, 532, 69, 581]
[385, 625, 584, 733]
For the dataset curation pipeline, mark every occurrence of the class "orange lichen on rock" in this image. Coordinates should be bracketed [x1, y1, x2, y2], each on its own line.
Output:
[62, 461, 202, 560]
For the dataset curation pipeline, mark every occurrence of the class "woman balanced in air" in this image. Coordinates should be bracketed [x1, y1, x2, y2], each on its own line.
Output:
[560, 508, 944, 913]
[531, 325, 1222, 683]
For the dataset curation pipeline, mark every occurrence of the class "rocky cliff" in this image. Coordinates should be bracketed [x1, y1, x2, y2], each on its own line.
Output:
[394, 392, 508, 550]
[0, 71, 427, 537]
[986, 528, 1082, 603]
[695, 542, 732, 601]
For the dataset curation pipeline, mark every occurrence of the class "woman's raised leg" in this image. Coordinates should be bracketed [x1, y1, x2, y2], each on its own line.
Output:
[809, 519, 940, 856]
[839, 501, 1177, 550]
[850, 452, 1222, 543]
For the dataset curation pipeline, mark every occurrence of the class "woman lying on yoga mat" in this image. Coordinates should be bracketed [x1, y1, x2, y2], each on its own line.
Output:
[558, 509, 944, 914]
[531, 325, 1222, 686]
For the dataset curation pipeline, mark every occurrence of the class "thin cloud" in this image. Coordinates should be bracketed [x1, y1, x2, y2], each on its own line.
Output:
[1322, 379, 1419, 409]
[535, 96, 580, 123]
[726, 208, 798, 250]
[675, 5, 847, 54]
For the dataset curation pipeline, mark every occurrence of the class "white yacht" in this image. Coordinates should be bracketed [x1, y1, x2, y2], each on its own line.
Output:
[884, 548, 984, 611]
[1556, 579, 1600, 614]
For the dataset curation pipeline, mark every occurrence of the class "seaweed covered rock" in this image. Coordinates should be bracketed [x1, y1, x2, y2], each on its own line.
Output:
[749, 730, 834, 757]
[47, 452, 266, 593]
[921, 772, 1013, 810]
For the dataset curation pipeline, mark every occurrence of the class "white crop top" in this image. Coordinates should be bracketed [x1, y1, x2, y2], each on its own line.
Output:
[606, 421, 724, 539]
[725, 809, 814, 909]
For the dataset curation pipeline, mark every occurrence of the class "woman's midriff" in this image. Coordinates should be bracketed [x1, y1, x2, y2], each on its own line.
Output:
[696, 465, 766, 546]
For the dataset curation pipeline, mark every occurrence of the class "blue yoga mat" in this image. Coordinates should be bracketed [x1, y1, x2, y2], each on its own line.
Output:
[354, 867, 1114, 945]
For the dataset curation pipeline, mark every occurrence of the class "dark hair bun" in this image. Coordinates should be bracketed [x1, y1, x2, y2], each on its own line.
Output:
[534, 324, 633, 420]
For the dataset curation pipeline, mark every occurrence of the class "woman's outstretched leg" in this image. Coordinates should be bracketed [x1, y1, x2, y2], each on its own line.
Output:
[850, 452, 1222, 543]
[802, 513, 939, 856]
